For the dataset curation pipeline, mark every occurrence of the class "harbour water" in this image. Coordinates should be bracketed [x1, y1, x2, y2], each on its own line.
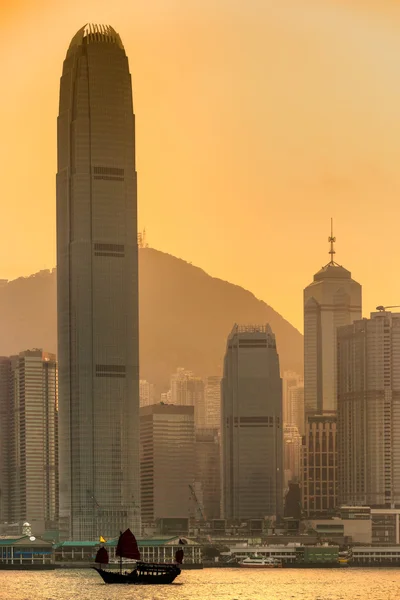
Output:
[1, 568, 399, 600]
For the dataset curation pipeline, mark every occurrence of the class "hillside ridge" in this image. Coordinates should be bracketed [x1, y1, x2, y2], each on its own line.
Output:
[0, 248, 303, 391]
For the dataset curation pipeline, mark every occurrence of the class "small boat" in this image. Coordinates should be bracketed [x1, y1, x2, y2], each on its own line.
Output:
[93, 529, 183, 584]
[239, 556, 282, 568]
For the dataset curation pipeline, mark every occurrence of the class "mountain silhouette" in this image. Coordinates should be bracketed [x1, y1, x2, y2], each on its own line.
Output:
[0, 248, 303, 392]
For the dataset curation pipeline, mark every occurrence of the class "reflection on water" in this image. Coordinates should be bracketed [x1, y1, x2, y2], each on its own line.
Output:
[1, 567, 400, 600]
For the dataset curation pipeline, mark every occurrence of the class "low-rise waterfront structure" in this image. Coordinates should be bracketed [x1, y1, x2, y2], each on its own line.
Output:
[0, 536, 54, 566]
[54, 536, 202, 565]
[350, 546, 400, 565]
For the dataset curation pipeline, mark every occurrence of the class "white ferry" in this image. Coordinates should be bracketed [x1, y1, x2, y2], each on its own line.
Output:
[239, 556, 282, 569]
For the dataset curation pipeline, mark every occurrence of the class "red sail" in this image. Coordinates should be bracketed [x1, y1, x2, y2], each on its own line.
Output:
[116, 529, 141, 560]
[175, 548, 184, 564]
[95, 546, 109, 564]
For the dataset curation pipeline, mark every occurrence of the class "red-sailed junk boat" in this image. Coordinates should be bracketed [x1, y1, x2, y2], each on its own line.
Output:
[93, 529, 183, 584]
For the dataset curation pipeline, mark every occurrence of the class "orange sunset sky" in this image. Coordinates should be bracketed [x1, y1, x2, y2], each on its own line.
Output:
[1, 0, 400, 331]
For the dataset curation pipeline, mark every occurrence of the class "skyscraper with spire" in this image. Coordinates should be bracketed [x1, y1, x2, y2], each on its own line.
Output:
[303, 222, 362, 414]
[57, 24, 139, 539]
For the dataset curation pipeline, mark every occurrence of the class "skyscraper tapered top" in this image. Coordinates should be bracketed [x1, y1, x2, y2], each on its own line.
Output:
[303, 228, 361, 413]
[67, 24, 124, 56]
[57, 25, 139, 540]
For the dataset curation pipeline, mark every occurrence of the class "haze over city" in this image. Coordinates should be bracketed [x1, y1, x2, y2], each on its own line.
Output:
[1, 2, 400, 597]
[2, 0, 400, 330]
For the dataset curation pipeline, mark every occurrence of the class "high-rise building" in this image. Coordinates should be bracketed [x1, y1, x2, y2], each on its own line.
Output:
[204, 376, 221, 430]
[139, 380, 155, 407]
[57, 24, 140, 539]
[283, 371, 303, 424]
[304, 228, 361, 413]
[160, 390, 171, 403]
[170, 368, 205, 429]
[288, 383, 305, 436]
[8, 350, 58, 534]
[221, 324, 283, 520]
[302, 412, 337, 516]
[283, 424, 302, 488]
[195, 428, 221, 520]
[140, 404, 195, 524]
[337, 311, 400, 507]
[0, 357, 11, 523]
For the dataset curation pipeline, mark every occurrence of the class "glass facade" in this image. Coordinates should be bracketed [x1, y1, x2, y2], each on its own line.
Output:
[195, 428, 221, 519]
[221, 325, 283, 520]
[302, 413, 337, 516]
[140, 405, 195, 524]
[57, 24, 140, 539]
[304, 263, 361, 414]
[337, 312, 400, 507]
[9, 350, 58, 530]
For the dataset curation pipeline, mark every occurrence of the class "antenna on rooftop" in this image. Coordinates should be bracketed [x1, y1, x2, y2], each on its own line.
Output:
[328, 218, 336, 265]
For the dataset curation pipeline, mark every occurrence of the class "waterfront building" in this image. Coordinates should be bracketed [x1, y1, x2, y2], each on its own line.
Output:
[303, 226, 361, 413]
[195, 428, 220, 520]
[140, 404, 195, 525]
[54, 536, 202, 565]
[57, 24, 140, 539]
[221, 324, 283, 520]
[9, 350, 58, 534]
[0, 536, 54, 566]
[337, 311, 400, 507]
[371, 508, 400, 544]
[310, 506, 372, 544]
[302, 412, 337, 516]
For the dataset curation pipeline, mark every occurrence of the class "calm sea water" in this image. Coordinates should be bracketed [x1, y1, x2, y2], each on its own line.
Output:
[0, 568, 399, 600]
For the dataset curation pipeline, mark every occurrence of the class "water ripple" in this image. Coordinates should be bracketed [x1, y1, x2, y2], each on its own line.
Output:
[0, 567, 399, 600]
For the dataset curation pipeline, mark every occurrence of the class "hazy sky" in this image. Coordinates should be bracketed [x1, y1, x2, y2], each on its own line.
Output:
[1, 0, 400, 330]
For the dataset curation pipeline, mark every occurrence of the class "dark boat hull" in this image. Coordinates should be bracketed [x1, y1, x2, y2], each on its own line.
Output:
[93, 563, 181, 585]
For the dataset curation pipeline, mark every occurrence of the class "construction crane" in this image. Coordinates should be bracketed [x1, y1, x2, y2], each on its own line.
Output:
[376, 305, 400, 312]
[188, 484, 207, 522]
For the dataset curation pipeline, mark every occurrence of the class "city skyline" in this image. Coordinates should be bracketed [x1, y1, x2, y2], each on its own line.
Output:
[3, 0, 400, 572]
[3, 1, 400, 331]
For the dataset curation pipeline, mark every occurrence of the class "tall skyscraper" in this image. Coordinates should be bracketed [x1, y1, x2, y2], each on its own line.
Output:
[195, 428, 221, 520]
[57, 24, 139, 539]
[288, 383, 305, 436]
[337, 311, 400, 507]
[204, 376, 221, 430]
[0, 357, 11, 523]
[140, 404, 195, 524]
[8, 350, 58, 534]
[302, 412, 337, 516]
[304, 226, 361, 413]
[170, 368, 206, 429]
[283, 424, 302, 487]
[221, 325, 283, 520]
[283, 371, 303, 424]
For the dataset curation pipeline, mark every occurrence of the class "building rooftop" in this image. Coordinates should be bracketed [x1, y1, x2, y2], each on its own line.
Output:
[67, 24, 124, 57]
[313, 263, 352, 281]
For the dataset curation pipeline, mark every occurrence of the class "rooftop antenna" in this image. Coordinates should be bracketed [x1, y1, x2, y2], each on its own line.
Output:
[328, 218, 336, 265]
